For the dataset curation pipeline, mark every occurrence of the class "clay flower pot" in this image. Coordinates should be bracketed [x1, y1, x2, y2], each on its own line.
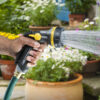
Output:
[69, 14, 85, 27]
[25, 74, 83, 100]
[82, 60, 100, 77]
[0, 60, 16, 80]
[29, 26, 52, 31]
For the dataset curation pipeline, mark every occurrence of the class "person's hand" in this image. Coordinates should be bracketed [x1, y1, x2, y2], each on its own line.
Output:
[9, 36, 46, 67]
[27, 44, 46, 67]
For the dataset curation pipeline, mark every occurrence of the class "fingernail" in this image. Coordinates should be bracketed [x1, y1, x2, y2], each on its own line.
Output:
[27, 57, 31, 61]
[34, 42, 40, 47]
[29, 51, 34, 55]
[34, 48, 38, 51]
[39, 49, 42, 52]
[27, 63, 34, 67]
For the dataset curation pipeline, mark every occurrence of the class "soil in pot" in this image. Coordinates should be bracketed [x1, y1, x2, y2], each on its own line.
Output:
[0, 60, 16, 80]
[25, 74, 83, 100]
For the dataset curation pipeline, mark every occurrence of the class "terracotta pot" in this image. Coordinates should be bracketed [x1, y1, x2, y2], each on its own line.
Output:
[82, 60, 100, 77]
[69, 14, 85, 27]
[29, 26, 52, 31]
[0, 60, 16, 80]
[25, 74, 83, 100]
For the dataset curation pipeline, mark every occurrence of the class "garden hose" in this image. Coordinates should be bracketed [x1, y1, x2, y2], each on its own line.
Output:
[4, 72, 22, 100]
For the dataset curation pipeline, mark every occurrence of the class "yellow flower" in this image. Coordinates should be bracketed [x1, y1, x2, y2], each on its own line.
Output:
[0, 32, 19, 39]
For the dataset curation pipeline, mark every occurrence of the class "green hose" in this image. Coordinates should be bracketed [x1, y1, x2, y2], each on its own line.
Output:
[4, 76, 18, 100]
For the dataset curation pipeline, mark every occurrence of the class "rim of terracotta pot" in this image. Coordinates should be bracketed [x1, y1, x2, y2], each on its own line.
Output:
[87, 60, 100, 64]
[69, 14, 85, 16]
[0, 59, 15, 65]
[29, 25, 52, 30]
[26, 74, 83, 86]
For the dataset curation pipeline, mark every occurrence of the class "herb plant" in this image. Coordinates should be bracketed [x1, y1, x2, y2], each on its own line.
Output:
[79, 50, 100, 61]
[0, 55, 14, 60]
[65, 0, 96, 14]
[23, 0, 57, 26]
[79, 17, 100, 30]
[0, 0, 32, 34]
[25, 46, 87, 82]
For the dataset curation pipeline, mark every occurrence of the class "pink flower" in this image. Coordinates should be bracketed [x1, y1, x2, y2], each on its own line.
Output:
[18, 34, 23, 36]
[65, 47, 69, 50]
[76, 28, 79, 31]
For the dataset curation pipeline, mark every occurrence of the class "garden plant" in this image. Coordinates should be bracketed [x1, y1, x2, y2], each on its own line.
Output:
[25, 45, 87, 100]
[25, 45, 87, 82]
[65, 0, 96, 14]
[23, 0, 58, 26]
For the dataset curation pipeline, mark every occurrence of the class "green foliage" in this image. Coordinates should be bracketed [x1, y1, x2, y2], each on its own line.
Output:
[0, 0, 7, 4]
[79, 50, 100, 61]
[65, 0, 96, 14]
[0, 0, 32, 34]
[0, 0, 57, 33]
[79, 17, 100, 30]
[0, 55, 14, 60]
[24, 0, 57, 26]
[28, 5, 56, 26]
[98, 96, 100, 100]
[25, 58, 82, 82]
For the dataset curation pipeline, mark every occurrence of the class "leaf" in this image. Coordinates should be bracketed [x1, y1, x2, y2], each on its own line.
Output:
[0, 0, 7, 4]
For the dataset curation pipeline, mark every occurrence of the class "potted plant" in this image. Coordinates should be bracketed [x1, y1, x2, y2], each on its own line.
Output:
[65, 0, 96, 27]
[76, 17, 100, 77]
[0, 32, 19, 80]
[23, 0, 58, 31]
[0, 55, 16, 80]
[79, 50, 100, 77]
[25, 45, 87, 100]
[79, 17, 100, 30]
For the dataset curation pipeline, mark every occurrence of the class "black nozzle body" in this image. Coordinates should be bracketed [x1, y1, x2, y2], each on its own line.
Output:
[15, 27, 64, 72]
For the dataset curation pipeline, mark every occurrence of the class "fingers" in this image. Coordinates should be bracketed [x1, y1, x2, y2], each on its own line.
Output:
[26, 56, 37, 63]
[20, 36, 40, 48]
[26, 44, 47, 68]
[27, 63, 35, 67]
[38, 43, 47, 51]
[26, 56, 37, 68]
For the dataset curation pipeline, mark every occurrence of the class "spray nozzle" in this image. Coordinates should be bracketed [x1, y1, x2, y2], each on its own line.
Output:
[15, 27, 64, 73]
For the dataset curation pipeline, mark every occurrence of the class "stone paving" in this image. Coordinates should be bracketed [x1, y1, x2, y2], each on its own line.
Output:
[83, 75, 100, 97]
[1, 76, 100, 100]
[0, 77, 25, 100]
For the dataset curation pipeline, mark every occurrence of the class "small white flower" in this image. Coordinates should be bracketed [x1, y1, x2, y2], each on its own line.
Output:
[33, 6, 39, 10]
[84, 18, 89, 22]
[58, 0, 62, 3]
[84, 25, 89, 28]
[40, 10, 44, 13]
[59, 3, 65, 7]
[89, 21, 94, 25]
[24, 16, 30, 21]
[27, 1, 31, 4]
[52, 65, 55, 69]
[93, 17, 99, 20]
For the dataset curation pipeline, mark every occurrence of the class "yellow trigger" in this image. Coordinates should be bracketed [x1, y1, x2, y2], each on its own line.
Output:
[29, 33, 42, 41]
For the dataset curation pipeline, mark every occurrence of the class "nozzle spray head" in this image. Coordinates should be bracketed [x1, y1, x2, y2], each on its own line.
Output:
[15, 27, 64, 73]
[24, 27, 64, 47]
